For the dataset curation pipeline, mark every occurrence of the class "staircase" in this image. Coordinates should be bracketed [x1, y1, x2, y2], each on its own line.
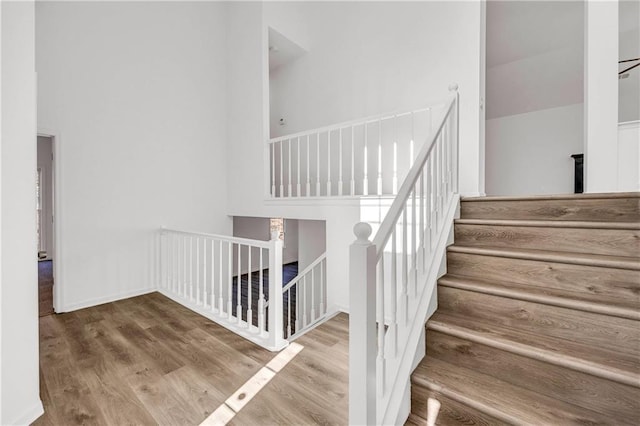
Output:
[408, 192, 640, 425]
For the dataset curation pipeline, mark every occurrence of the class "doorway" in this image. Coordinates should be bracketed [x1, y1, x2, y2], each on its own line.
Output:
[37, 135, 55, 316]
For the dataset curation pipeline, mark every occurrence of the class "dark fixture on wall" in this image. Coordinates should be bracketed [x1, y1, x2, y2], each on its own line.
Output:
[571, 154, 584, 194]
[619, 57, 640, 79]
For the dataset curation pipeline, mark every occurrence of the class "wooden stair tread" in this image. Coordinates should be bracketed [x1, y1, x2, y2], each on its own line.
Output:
[428, 313, 640, 388]
[461, 192, 640, 202]
[405, 413, 427, 426]
[455, 218, 640, 230]
[448, 245, 640, 270]
[412, 356, 618, 425]
[439, 274, 640, 320]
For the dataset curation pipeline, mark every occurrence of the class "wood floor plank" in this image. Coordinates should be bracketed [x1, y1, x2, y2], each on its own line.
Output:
[37, 292, 347, 426]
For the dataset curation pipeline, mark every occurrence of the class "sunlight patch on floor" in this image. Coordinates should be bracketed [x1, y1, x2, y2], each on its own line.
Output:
[200, 342, 305, 426]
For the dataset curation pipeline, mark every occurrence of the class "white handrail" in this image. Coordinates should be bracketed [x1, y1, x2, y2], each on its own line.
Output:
[282, 252, 326, 292]
[372, 95, 456, 256]
[161, 227, 271, 249]
[349, 84, 460, 425]
[268, 102, 446, 144]
[281, 252, 327, 340]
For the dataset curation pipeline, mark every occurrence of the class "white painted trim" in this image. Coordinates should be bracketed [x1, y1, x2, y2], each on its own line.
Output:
[618, 120, 640, 130]
[6, 399, 44, 426]
[59, 287, 156, 313]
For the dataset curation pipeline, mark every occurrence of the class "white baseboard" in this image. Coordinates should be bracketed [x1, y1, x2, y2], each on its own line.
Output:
[7, 399, 44, 425]
[59, 287, 156, 313]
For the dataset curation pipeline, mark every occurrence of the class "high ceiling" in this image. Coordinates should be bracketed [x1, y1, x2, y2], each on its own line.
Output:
[487, 0, 584, 68]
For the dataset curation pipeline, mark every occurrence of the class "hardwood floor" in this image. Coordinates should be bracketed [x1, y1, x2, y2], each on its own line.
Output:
[410, 192, 640, 425]
[34, 292, 348, 426]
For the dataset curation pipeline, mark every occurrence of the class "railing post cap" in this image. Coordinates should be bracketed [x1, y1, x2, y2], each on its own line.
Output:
[448, 83, 459, 92]
[353, 222, 373, 244]
[271, 230, 280, 241]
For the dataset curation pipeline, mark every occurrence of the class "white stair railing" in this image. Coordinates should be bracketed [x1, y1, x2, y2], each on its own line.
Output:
[267, 102, 450, 198]
[349, 85, 460, 425]
[159, 229, 287, 351]
[282, 253, 327, 340]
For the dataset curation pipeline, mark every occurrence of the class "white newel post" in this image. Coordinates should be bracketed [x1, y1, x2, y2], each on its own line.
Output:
[268, 231, 286, 350]
[349, 222, 377, 425]
[448, 83, 460, 194]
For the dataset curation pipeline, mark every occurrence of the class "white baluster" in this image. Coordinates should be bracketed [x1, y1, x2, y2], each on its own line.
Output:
[271, 143, 276, 197]
[279, 141, 284, 197]
[311, 268, 316, 322]
[297, 137, 301, 197]
[316, 133, 321, 197]
[350, 126, 355, 195]
[287, 288, 292, 338]
[411, 187, 417, 296]
[288, 139, 292, 197]
[420, 170, 426, 273]
[237, 244, 242, 323]
[227, 241, 233, 318]
[183, 236, 187, 298]
[402, 206, 408, 303]
[363, 123, 369, 196]
[190, 236, 194, 301]
[210, 239, 215, 311]
[376, 256, 386, 397]
[377, 121, 383, 195]
[302, 275, 307, 328]
[306, 135, 311, 196]
[294, 281, 300, 334]
[327, 131, 332, 196]
[319, 259, 325, 315]
[392, 116, 398, 194]
[338, 128, 343, 196]
[259, 248, 265, 331]
[197, 237, 201, 306]
[219, 240, 224, 313]
[247, 246, 253, 329]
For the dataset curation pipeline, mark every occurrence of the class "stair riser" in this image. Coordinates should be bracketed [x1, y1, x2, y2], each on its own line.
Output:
[446, 251, 640, 300]
[454, 224, 640, 257]
[437, 286, 639, 355]
[426, 329, 640, 422]
[411, 383, 508, 426]
[460, 197, 640, 222]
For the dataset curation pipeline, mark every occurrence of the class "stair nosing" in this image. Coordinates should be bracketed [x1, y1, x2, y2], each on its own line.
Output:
[438, 275, 640, 321]
[454, 218, 640, 230]
[461, 192, 640, 202]
[411, 372, 529, 426]
[427, 319, 640, 388]
[447, 245, 640, 271]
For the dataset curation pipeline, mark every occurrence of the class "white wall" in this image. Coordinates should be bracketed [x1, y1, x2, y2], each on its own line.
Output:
[584, 0, 619, 193]
[485, 0, 584, 196]
[618, 121, 640, 191]
[619, 0, 640, 122]
[486, 103, 584, 196]
[298, 220, 326, 271]
[36, 1, 231, 312]
[1, 1, 44, 424]
[266, 1, 484, 196]
[37, 136, 54, 258]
